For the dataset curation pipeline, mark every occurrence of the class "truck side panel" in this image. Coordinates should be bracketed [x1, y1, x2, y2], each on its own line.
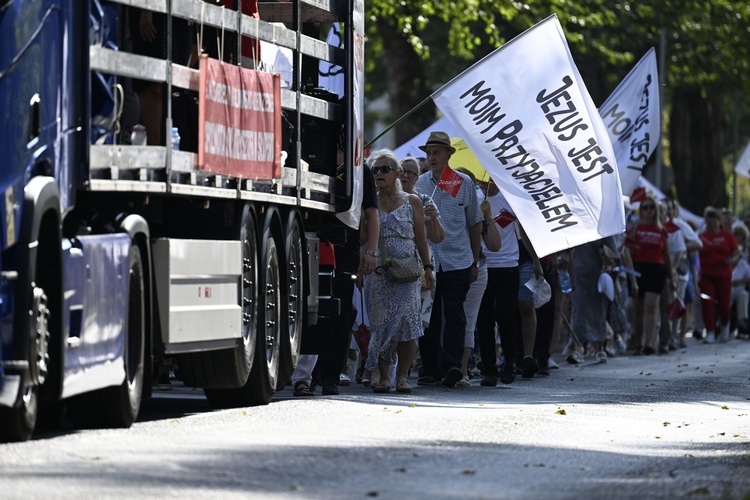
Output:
[61, 234, 130, 399]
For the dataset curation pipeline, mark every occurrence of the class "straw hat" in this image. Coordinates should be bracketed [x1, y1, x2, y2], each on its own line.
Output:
[418, 131, 456, 154]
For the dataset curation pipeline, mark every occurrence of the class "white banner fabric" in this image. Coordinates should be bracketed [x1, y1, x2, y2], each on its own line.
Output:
[598, 47, 661, 196]
[432, 15, 625, 258]
[735, 141, 750, 179]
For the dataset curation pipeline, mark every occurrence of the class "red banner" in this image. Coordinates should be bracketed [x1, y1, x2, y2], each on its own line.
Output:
[437, 167, 463, 197]
[198, 56, 281, 179]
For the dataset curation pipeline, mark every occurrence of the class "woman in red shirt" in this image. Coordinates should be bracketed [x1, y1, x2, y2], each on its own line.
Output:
[626, 196, 674, 354]
[699, 207, 740, 343]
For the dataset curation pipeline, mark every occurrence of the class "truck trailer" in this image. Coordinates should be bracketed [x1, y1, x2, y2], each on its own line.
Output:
[0, 0, 365, 441]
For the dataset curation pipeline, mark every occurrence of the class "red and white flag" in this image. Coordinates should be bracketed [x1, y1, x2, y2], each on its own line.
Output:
[437, 167, 464, 197]
[494, 210, 517, 228]
[629, 186, 647, 203]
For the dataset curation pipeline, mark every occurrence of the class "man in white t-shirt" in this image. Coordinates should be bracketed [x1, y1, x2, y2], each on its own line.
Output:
[475, 180, 521, 386]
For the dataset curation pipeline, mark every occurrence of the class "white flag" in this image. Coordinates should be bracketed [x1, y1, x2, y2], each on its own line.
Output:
[598, 48, 660, 196]
[432, 15, 624, 258]
[735, 141, 750, 178]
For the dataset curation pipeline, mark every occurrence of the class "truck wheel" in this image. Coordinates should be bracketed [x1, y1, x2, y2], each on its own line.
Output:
[70, 245, 145, 428]
[0, 384, 38, 442]
[247, 226, 281, 405]
[277, 216, 304, 389]
[186, 208, 258, 393]
[0, 272, 50, 441]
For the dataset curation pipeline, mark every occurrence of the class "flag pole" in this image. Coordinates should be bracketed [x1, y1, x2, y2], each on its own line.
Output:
[366, 94, 434, 148]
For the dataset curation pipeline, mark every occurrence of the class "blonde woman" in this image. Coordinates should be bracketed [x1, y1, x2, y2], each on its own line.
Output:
[364, 149, 435, 393]
[625, 195, 674, 354]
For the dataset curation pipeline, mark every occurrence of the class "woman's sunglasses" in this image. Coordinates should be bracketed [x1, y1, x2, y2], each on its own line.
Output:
[372, 165, 396, 174]
[641, 205, 656, 211]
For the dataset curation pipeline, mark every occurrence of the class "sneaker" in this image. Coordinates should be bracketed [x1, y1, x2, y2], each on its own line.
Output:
[642, 346, 656, 355]
[615, 335, 628, 354]
[596, 351, 608, 364]
[499, 362, 516, 384]
[441, 367, 464, 387]
[719, 324, 731, 343]
[521, 357, 539, 378]
[703, 332, 716, 344]
[339, 373, 351, 386]
[548, 357, 560, 369]
[480, 373, 498, 387]
[455, 376, 471, 388]
[566, 351, 583, 365]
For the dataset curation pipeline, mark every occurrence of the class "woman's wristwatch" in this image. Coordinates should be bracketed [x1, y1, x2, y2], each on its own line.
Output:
[424, 264, 435, 271]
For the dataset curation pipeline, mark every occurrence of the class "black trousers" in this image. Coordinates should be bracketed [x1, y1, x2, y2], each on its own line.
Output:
[477, 267, 519, 371]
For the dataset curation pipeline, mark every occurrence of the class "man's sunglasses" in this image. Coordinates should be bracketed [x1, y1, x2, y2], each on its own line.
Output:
[371, 165, 397, 174]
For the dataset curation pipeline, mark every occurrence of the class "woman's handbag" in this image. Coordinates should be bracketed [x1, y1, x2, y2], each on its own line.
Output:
[386, 253, 424, 283]
[379, 239, 423, 283]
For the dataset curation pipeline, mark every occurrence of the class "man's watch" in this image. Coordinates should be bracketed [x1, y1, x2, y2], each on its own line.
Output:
[365, 248, 379, 257]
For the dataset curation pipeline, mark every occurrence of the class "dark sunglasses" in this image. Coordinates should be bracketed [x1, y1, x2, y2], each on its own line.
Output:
[371, 165, 396, 174]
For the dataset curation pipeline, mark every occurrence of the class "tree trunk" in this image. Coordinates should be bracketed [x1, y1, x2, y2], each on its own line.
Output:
[670, 88, 727, 214]
[375, 19, 435, 147]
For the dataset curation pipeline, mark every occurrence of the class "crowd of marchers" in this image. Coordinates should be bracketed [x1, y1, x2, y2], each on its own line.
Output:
[283, 130, 750, 397]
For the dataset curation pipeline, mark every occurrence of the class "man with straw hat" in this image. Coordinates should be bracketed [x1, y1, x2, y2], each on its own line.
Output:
[414, 131, 483, 387]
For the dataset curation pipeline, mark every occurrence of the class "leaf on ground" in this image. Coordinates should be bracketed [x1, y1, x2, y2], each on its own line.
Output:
[462, 469, 476, 475]
[721, 405, 729, 410]
[663, 422, 671, 427]
[366, 491, 379, 497]
[655, 436, 662, 439]
[686, 486, 710, 495]
[556, 409, 567, 415]
[408, 403, 417, 408]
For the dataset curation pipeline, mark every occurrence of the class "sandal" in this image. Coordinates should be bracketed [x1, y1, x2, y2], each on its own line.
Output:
[396, 377, 412, 394]
[293, 381, 315, 397]
[455, 376, 470, 388]
[373, 380, 391, 393]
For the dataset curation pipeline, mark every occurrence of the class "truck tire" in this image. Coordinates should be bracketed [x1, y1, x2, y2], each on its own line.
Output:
[69, 244, 145, 428]
[247, 223, 282, 405]
[0, 258, 51, 441]
[276, 215, 304, 389]
[0, 384, 38, 442]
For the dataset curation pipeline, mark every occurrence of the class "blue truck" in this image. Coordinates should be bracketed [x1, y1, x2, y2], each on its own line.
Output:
[0, 0, 365, 441]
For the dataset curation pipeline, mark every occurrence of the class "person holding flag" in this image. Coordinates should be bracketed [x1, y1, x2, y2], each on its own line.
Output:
[414, 132, 483, 388]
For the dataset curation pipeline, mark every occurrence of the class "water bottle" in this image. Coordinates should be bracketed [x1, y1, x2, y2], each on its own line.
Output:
[170, 127, 181, 151]
[558, 269, 572, 294]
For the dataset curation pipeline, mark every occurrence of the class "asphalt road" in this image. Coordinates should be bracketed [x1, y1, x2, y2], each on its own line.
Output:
[1, 337, 749, 499]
